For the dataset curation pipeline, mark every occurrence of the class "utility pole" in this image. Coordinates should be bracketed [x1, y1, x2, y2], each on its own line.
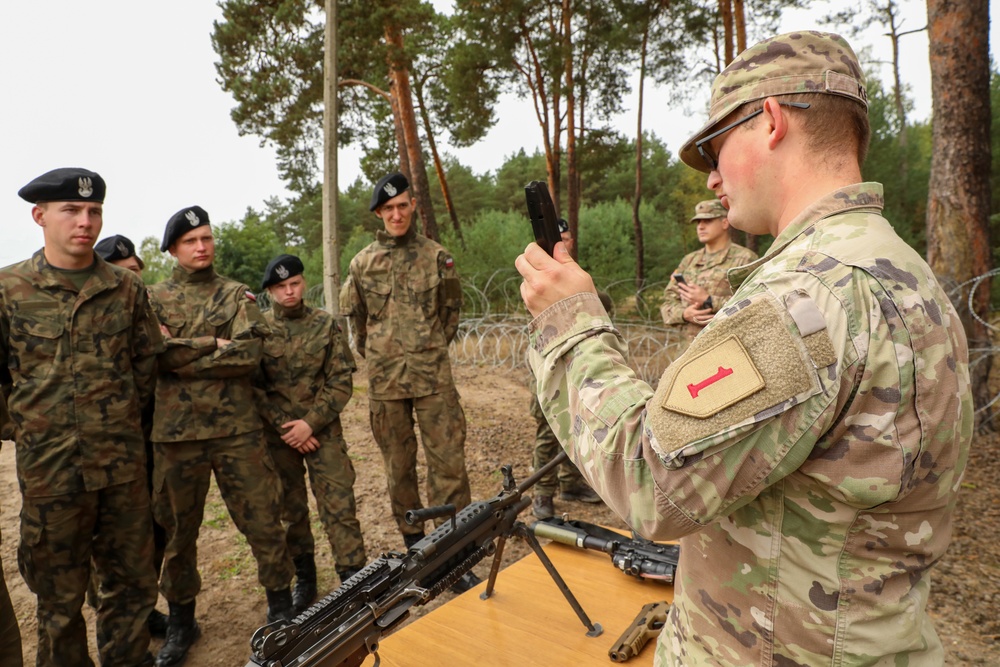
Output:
[322, 0, 341, 314]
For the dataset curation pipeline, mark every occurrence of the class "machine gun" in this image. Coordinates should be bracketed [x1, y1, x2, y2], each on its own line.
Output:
[245, 450, 600, 667]
[531, 517, 680, 584]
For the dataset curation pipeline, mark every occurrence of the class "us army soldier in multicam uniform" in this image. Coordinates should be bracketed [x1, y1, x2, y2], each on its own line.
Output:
[256, 254, 367, 613]
[1, 168, 161, 666]
[149, 206, 294, 667]
[343, 173, 478, 593]
[660, 199, 757, 342]
[516, 32, 972, 666]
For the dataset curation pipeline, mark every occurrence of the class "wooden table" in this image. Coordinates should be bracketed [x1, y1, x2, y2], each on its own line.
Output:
[368, 537, 674, 666]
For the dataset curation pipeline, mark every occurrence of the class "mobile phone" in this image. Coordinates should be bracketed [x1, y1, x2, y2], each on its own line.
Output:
[672, 274, 687, 285]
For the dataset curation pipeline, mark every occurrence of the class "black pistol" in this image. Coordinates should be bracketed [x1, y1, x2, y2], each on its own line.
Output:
[524, 180, 561, 256]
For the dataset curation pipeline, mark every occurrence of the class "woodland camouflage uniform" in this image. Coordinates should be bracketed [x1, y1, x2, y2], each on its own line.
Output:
[344, 223, 471, 538]
[0, 250, 162, 666]
[529, 32, 972, 666]
[257, 300, 366, 571]
[149, 266, 293, 603]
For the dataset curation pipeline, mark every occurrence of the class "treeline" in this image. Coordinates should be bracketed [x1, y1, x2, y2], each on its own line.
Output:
[140, 66, 1000, 314]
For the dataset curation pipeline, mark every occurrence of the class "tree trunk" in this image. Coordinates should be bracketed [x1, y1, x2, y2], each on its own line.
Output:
[718, 0, 733, 65]
[632, 25, 648, 292]
[389, 85, 411, 181]
[414, 78, 463, 245]
[385, 23, 440, 241]
[563, 0, 579, 259]
[926, 0, 992, 427]
[733, 0, 746, 53]
[322, 0, 341, 314]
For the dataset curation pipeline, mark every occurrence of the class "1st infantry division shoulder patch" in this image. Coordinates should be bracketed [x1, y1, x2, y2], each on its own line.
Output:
[662, 336, 765, 419]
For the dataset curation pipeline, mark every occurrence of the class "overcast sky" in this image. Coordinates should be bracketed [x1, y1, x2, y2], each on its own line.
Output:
[0, 1, 996, 268]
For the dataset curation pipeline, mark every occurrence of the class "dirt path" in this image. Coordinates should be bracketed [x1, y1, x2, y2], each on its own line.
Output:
[2, 363, 997, 665]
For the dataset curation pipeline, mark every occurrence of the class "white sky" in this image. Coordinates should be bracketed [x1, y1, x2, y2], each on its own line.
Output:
[0, 1, 996, 268]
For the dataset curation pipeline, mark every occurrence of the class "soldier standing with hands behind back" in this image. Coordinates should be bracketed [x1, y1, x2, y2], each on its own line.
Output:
[0, 168, 161, 666]
[257, 254, 367, 612]
[343, 172, 479, 594]
[148, 206, 294, 667]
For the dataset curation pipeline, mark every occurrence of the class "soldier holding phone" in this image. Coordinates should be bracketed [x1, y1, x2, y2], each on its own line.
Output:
[660, 199, 757, 342]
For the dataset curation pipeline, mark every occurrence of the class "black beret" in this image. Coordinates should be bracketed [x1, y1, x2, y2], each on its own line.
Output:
[161, 205, 210, 252]
[18, 167, 106, 204]
[369, 172, 409, 211]
[557, 218, 569, 234]
[95, 234, 144, 269]
[261, 254, 304, 290]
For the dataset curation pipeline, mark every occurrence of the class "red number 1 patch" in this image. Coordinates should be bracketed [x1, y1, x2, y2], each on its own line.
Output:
[687, 366, 733, 398]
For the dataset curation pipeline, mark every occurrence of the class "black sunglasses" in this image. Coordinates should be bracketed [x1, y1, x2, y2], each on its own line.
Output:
[695, 101, 811, 171]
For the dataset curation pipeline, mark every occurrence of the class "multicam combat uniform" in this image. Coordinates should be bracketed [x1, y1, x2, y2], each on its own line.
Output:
[257, 300, 366, 570]
[344, 224, 470, 537]
[530, 185, 972, 665]
[660, 242, 757, 341]
[149, 266, 293, 603]
[0, 251, 162, 666]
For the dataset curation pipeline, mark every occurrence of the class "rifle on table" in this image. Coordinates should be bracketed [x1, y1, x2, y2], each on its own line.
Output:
[531, 517, 680, 584]
[245, 450, 601, 667]
[608, 600, 671, 663]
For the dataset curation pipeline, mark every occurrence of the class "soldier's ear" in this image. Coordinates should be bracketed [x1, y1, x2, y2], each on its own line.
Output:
[31, 205, 46, 227]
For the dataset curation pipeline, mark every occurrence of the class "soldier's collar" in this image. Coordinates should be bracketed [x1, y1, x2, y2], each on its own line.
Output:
[272, 300, 307, 319]
[376, 223, 417, 247]
[172, 264, 217, 284]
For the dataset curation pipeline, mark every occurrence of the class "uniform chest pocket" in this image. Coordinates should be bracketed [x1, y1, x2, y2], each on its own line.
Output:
[261, 337, 286, 380]
[361, 279, 392, 321]
[91, 309, 132, 359]
[206, 302, 238, 335]
[408, 274, 440, 319]
[159, 311, 187, 338]
[9, 315, 64, 378]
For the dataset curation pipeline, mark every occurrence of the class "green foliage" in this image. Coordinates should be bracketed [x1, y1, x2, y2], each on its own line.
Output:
[439, 209, 532, 286]
[213, 209, 286, 289]
[138, 237, 173, 285]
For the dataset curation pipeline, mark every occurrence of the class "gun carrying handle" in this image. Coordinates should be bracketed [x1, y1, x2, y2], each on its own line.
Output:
[405, 504, 456, 525]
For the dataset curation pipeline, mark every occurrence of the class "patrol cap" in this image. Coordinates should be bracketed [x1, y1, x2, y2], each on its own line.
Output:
[95, 234, 145, 270]
[369, 172, 409, 211]
[689, 199, 727, 223]
[161, 205, 210, 251]
[557, 218, 569, 234]
[680, 31, 867, 172]
[18, 167, 106, 204]
[261, 254, 304, 290]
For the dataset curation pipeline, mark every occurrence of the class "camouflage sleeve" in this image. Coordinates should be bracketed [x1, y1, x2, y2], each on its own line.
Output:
[157, 335, 217, 371]
[345, 268, 368, 358]
[659, 253, 694, 325]
[170, 290, 265, 379]
[252, 364, 290, 430]
[302, 319, 354, 433]
[130, 285, 164, 410]
[437, 251, 462, 343]
[529, 287, 847, 542]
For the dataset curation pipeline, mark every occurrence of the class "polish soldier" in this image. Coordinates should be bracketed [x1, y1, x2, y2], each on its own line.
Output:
[93, 234, 169, 637]
[1, 168, 161, 666]
[257, 254, 367, 612]
[516, 31, 972, 665]
[343, 172, 479, 594]
[660, 199, 757, 342]
[148, 206, 294, 667]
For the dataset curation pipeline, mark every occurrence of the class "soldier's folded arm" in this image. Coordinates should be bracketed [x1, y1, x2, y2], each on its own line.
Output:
[157, 335, 219, 370]
[169, 336, 263, 379]
[531, 289, 848, 542]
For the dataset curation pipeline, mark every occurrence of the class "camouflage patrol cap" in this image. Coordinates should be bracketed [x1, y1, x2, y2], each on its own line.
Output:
[680, 31, 867, 172]
[689, 199, 727, 223]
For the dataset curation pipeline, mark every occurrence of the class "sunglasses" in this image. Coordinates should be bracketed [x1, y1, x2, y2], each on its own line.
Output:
[695, 101, 811, 171]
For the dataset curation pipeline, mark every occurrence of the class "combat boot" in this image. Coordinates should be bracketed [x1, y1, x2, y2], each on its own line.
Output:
[532, 494, 555, 519]
[155, 601, 201, 667]
[266, 588, 296, 623]
[148, 608, 169, 638]
[291, 553, 318, 613]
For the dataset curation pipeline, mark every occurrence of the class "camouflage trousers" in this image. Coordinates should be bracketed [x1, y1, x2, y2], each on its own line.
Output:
[17, 479, 156, 667]
[266, 429, 367, 570]
[369, 390, 471, 537]
[530, 392, 584, 497]
[0, 546, 23, 667]
[152, 431, 294, 602]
